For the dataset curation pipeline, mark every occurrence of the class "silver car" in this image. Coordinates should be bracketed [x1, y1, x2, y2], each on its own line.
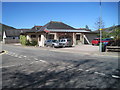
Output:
[59, 38, 73, 47]
[44, 39, 62, 48]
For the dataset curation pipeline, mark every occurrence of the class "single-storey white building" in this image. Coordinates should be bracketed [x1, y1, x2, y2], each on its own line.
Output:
[24, 21, 97, 47]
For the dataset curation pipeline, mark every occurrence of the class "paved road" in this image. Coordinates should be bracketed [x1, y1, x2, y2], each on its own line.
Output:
[1, 44, 120, 89]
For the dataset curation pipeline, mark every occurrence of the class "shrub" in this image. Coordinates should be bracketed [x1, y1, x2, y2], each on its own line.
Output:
[20, 35, 30, 45]
[20, 35, 38, 46]
[30, 40, 38, 46]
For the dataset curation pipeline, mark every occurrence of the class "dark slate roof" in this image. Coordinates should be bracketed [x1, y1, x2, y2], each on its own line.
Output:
[47, 21, 75, 29]
[76, 28, 91, 31]
[38, 21, 76, 32]
[25, 26, 42, 33]
[5, 29, 31, 37]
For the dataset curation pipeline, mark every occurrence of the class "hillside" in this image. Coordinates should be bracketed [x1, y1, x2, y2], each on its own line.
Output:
[94, 25, 120, 33]
[0, 23, 16, 40]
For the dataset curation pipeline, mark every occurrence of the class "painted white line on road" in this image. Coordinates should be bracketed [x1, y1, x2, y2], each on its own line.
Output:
[34, 58, 38, 60]
[11, 54, 14, 56]
[14, 55, 18, 57]
[18, 56, 22, 58]
[23, 56, 27, 57]
[39, 60, 48, 63]
[112, 75, 120, 79]
[30, 62, 34, 64]
[94, 72, 106, 76]
[85, 70, 90, 72]
[78, 69, 83, 71]
[0, 65, 17, 68]
[85, 68, 95, 72]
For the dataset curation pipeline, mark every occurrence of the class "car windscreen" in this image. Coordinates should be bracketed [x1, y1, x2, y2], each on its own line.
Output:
[52, 40, 58, 43]
[60, 40, 66, 42]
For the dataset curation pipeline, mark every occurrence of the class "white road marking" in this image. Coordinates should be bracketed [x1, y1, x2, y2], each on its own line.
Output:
[94, 72, 106, 76]
[14, 55, 18, 57]
[77, 68, 83, 71]
[85, 68, 95, 72]
[39, 60, 47, 63]
[0, 65, 17, 68]
[6, 53, 119, 79]
[23, 56, 27, 57]
[18, 56, 22, 58]
[34, 58, 38, 60]
[85, 70, 90, 72]
[112, 75, 120, 79]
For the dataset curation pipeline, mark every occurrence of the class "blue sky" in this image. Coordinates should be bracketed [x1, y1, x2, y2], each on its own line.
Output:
[2, 2, 118, 30]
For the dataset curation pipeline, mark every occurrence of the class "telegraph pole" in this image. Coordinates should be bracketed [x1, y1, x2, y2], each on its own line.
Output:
[99, 0, 102, 52]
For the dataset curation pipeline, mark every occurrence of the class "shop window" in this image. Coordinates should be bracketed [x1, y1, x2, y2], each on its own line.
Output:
[76, 34, 80, 40]
[31, 35, 36, 38]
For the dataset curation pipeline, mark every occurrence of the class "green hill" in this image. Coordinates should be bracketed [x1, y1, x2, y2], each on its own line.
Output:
[0, 23, 15, 40]
[94, 25, 120, 33]
[94, 25, 120, 39]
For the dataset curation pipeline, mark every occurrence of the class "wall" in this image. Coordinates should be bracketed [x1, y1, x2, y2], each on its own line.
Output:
[26, 33, 39, 41]
[4, 38, 20, 44]
[84, 33, 97, 44]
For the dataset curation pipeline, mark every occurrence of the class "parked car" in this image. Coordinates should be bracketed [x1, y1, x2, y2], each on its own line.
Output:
[91, 38, 112, 46]
[59, 38, 73, 47]
[44, 39, 62, 48]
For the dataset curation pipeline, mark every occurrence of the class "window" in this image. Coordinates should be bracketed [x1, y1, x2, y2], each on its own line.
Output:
[48, 34, 54, 39]
[76, 34, 80, 40]
[31, 35, 36, 38]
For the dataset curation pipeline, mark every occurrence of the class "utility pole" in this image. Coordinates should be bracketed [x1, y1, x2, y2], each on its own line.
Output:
[99, 0, 102, 52]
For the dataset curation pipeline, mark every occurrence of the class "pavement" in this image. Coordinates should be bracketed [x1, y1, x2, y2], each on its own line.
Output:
[10, 43, 119, 57]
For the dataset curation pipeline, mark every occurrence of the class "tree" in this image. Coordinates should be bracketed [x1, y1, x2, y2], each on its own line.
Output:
[85, 25, 89, 29]
[94, 17, 105, 30]
[102, 31, 109, 38]
[109, 27, 120, 40]
[94, 17, 105, 37]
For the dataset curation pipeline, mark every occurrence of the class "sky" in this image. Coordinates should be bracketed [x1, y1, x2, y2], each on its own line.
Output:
[2, 2, 118, 30]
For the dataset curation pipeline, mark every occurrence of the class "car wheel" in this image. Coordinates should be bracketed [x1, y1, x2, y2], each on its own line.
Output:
[52, 44, 55, 48]
[92, 44, 94, 46]
[44, 44, 47, 47]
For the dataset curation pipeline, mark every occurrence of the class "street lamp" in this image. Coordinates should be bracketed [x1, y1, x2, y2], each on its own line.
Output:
[99, 0, 102, 52]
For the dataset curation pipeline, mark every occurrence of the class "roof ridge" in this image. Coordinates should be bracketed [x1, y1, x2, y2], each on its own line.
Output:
[50, 21, 62, 23]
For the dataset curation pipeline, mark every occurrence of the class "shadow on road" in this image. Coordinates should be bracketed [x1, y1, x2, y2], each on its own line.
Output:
[2, 59, 120, 89]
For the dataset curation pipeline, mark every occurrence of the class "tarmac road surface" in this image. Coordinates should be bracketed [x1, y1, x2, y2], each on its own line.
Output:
[1, 44, 120, 89]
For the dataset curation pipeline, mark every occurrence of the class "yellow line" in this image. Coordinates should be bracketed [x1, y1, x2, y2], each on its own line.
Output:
[0, 50, 8, 55]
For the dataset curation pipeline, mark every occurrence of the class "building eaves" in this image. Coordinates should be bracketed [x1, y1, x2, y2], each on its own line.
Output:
[46, 29, 90, 33]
